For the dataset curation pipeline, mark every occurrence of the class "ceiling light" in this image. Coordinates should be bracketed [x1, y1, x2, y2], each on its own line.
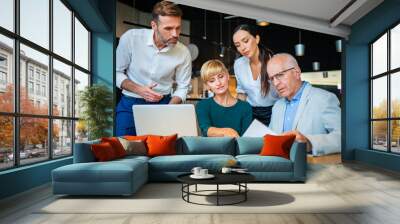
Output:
[335, 39, 342, 53]
[219, 46, 225, 58]
[256, 19, 269, 26]
[202, 10, 207, 40]
[295, 31, 305, 56]
[312, 61, 320, 71]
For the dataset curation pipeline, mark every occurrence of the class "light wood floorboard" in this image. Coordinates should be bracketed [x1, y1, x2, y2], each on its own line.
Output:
[1, 161, 400, 224]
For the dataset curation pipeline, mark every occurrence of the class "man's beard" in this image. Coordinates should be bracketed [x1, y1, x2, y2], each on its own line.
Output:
[156, 29, 178, 46]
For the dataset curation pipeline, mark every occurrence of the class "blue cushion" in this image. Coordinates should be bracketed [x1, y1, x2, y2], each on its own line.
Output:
[52, 158, 148, 195]
[117, 155, 150, 163]
[236, 137, 263, 155]
[73, 140, 100, 163]
[236, 155, 293, 172]
[53, 159, 146, 183]
[148, 154, 235, 172]
[177, 137, 236, 155]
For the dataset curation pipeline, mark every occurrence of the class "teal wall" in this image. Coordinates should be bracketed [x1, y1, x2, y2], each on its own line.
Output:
[0, 0, 116, 200]
[0, 158, 72, 199]
[344, 0, 400, 171]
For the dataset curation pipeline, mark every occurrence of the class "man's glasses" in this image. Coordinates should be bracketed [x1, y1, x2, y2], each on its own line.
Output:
[269, 67, 295, 82]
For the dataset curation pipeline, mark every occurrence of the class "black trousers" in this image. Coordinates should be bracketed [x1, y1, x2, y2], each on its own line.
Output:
[252, 106, 273, 126]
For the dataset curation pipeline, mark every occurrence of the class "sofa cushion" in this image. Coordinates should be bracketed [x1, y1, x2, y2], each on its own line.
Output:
[148, 154, 235, 172]
[177, 137, 236, 155]
[115, 155, 150, 163]
[74, 139, 100, 163]
[118, 138, 147, 156]
[236, 155, 293, 172]
[101, 137, 127, 158]
[124, 135, 149, 141]
[260, 134, 296, 159]
[147, 134, 178, 157]
[236, 137, 263, 155]
[91, 142, 118, 161]
[52, 159, 147, 183]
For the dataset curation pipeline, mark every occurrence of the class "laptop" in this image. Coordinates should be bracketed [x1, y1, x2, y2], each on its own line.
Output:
[132, 104, 199, 137]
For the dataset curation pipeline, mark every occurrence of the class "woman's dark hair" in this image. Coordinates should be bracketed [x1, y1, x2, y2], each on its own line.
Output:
[233, 24, 273, 96]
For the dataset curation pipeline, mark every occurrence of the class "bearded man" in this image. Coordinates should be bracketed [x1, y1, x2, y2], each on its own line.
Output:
[116, 1, 192, 136]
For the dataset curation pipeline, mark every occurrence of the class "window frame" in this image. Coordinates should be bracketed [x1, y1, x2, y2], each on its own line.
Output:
[0, 0, 92, 171]
[370, 20, 400, 154]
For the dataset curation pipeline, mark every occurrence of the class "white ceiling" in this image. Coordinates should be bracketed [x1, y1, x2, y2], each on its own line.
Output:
[172, 0, 384, 38]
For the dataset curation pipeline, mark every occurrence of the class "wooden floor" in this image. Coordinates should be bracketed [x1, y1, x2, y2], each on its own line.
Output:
[1, 160, 400, 224]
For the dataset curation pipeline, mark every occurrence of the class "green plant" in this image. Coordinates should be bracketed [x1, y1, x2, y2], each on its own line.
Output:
[79, 84, 113, 140]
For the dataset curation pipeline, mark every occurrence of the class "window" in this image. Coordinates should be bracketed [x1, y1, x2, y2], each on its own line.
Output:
[371, 23, 400, 154]
[0, 71, 6, 85]
[75, 18, 90, 70]
[0, 54, 7, 88]
[0, 0, 91, 170]
[0, 0, 14, 32]
[36, 83, 40, 95]
[41, 73, 46, 83]
[0, 36, 13, 106]
[28, 67, 34, 80]
[42, 85, 46, 97]
[35, 70, 41, 81]
[53, 0, 72, 60]
[53, 59, 72, 117]
[20, 0, 49, 49]
[28, 81, 34, 94]
[0, 55, 7, 67]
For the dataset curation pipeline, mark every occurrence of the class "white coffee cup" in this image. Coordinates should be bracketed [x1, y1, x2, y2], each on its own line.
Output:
[199, 169, 208, 176]
[191, 167, 202, 176]
[221, 167, 232, 174]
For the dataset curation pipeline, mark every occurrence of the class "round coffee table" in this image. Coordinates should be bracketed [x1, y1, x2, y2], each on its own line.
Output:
[177, 173, 255, 206]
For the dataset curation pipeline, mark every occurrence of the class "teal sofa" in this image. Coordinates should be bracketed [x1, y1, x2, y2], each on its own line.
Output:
[52, 137, 306, 196]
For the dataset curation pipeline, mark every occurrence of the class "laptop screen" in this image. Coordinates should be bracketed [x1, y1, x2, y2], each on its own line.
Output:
[132, 104, 199, 137]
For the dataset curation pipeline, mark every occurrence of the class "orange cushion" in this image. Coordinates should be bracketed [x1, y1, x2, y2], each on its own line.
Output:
[259, 134, 296, 159]
[124, 135, 148, 142]
[146, 134, 178, 157]
[101, 137, 126, 158]
[91, 142, 117, 161]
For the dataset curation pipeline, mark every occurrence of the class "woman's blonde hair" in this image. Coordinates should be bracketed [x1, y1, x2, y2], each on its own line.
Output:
[200, 59, 229, 82]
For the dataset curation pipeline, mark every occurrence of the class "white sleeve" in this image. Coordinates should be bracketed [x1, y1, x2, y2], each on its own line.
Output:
[172, 51, 192, 101]
[115, 31, 132, 89]
[233, 61, 245, 94]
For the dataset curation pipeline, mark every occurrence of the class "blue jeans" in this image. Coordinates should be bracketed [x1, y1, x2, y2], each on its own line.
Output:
[116, 95, 171, 136]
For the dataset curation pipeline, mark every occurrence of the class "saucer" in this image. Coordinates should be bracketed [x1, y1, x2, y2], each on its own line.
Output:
[190, 174, 215, 179]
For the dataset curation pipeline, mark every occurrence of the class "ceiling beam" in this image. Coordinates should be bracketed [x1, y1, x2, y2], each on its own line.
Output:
[330, 0, 367, 28]
[172, 0, 351, 38]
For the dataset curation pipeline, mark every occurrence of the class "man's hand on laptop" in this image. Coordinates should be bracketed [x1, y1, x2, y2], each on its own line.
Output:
[140, 83, 163, 102]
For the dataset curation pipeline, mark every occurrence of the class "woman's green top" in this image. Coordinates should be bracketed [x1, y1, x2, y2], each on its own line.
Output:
[195, 97, 253, 136]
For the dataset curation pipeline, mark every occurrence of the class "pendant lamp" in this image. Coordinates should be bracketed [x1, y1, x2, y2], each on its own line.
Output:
[335, 39, 342, 53]
[312, 61, 320, 71]
[202, 10, 207, 40]
[295, 31, 305, 56]
[218, 14, 224, 58]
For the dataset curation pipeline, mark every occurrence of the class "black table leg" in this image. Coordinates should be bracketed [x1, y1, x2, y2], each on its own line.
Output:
[245, 183, 247, 201]
[217, 184, 219, 206]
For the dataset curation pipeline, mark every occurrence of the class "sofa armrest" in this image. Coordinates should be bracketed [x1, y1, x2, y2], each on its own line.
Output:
[289, 142, 307, 181]
[73, 140, 100, 163]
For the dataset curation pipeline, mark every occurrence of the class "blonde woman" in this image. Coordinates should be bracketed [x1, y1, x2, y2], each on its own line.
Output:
[196, 59, 252, 137]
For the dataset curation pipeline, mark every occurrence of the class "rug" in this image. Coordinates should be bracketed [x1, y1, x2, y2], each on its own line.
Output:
[38, 183, 361, 214]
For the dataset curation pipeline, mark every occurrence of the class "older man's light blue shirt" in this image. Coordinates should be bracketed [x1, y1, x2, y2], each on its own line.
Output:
[282, 82, 308, 132]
